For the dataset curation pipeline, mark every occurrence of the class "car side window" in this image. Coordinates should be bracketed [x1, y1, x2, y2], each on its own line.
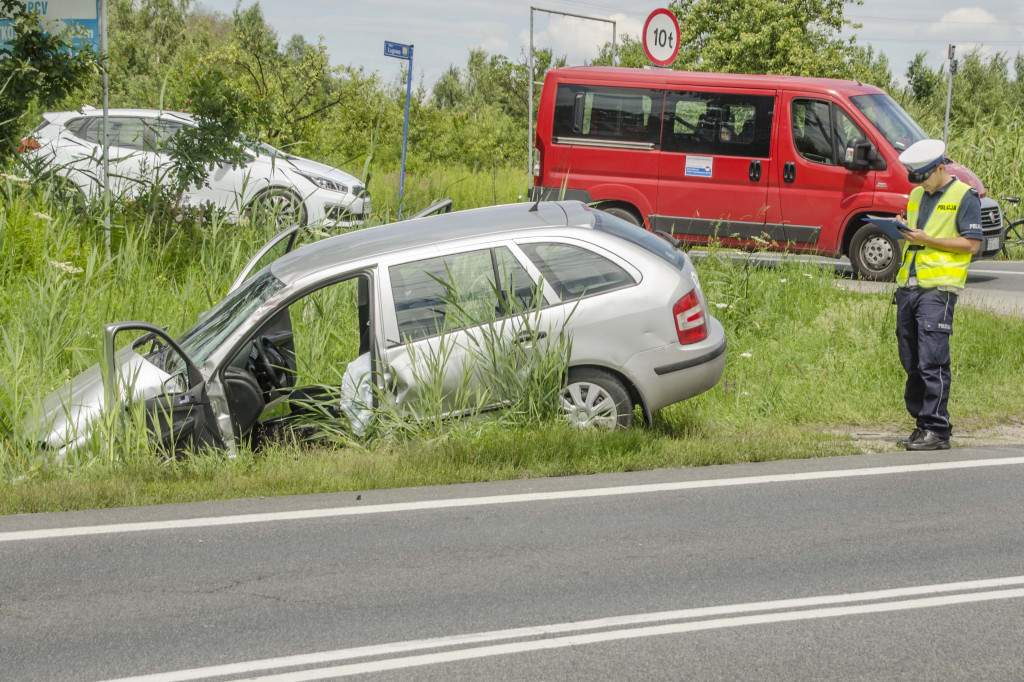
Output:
[519, 242, 634, 302]
[65, 118, 94, 140]
[155, 121, 185, 152]
[495, 246, 546, 312]
[792, 99, 836, 165]
[390, 250, 493, 343]
[390, 247, 546, 343]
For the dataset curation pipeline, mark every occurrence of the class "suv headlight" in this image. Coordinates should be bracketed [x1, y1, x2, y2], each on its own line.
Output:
[298, 172, 347, 194]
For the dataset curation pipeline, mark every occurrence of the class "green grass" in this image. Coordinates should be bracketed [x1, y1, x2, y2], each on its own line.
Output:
[2, 168, 1023, 515]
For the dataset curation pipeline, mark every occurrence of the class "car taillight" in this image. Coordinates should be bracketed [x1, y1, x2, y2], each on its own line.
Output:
[18, 137, 40, 153]
[533, 145, 542, 183]
[673, 289, 708, 345]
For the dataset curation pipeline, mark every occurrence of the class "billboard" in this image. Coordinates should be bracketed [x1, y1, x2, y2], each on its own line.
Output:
[1, 0, 100, 53]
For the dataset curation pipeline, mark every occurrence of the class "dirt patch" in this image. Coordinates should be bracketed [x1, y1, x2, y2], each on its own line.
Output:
[827, 419, 1024, 454]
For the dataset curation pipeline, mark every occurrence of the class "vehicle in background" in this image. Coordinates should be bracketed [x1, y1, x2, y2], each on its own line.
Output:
[532, 67, 1003, 281]
[20, 107, 370, 227]
[36, 201, 726, 457]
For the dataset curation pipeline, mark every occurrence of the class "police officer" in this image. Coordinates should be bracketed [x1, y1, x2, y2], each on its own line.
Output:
[894, 139, 982, 451]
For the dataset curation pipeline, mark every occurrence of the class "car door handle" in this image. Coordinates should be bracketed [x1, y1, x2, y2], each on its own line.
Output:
[748, 160, 762, 182]
[516, 331, 547, 344]
[783, 162, 796, 183]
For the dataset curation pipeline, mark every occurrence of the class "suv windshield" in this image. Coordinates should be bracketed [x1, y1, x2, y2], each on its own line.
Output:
[173, 270, 285, 371]
[850, 94, 927, 152]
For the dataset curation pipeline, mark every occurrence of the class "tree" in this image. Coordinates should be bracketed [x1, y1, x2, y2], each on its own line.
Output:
[0, 0, 96, 154]
[206, 3, 343, 148]
[669, 0, 866, 77]
[905, 51, 942, 103]
[590, 34, 648, 69]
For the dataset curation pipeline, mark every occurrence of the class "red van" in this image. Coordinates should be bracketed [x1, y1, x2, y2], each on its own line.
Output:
[531, 67, 1003, 280]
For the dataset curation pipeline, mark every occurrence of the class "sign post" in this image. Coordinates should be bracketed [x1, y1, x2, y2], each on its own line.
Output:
[641, 8, 680, 68]
[385, 40, 413, 220]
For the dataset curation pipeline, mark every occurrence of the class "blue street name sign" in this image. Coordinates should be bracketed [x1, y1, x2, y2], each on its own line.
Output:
[384, 40, 412, 60]
[0, 0, 100, 53]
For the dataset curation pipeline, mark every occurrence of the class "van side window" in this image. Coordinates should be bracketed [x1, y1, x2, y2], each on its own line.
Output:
[792, 100, 868, 165]
[553, 84, 662, 145]
[792, 100, 836, 164]
[832, 108, 868, 155]
[662, 91, 773, 158]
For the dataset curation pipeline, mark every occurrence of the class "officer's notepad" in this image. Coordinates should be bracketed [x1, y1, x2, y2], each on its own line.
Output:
[863, 215, 912, 241]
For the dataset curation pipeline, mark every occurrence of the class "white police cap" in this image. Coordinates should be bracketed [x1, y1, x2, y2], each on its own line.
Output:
[898, 139, 945, 171]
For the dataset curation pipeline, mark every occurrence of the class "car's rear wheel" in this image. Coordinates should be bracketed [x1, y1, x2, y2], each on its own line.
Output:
[561, 368, 633, 429]
[849, 224, 900, 281]
[251, 189, 306, 229]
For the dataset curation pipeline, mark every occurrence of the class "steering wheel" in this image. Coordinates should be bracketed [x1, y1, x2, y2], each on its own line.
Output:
[254, 336, 288, 391]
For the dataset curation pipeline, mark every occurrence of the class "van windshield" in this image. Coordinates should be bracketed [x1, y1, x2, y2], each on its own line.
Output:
[850, 94, 928, 152]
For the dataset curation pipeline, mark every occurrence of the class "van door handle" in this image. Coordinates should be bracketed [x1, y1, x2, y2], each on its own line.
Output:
[783, 162, 796, 183]
[748, 160, 762, 182]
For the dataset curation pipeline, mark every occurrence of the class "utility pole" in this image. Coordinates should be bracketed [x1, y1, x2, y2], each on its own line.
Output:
[943, 44, 956, 147]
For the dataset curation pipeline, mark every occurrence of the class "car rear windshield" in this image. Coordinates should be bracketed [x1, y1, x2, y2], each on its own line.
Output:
[850, 94, 928, 152]
[593, 211, 688, 270]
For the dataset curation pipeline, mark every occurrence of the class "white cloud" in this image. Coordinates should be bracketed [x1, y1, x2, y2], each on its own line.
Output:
[478, 36, 508, 54]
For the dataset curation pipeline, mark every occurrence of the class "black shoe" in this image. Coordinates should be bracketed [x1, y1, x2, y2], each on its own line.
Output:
[906, 430, 950, 451]
[897, 428, 924, 448]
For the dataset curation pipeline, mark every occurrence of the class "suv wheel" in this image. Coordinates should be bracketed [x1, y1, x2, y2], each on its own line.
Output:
[849, 224, 900, 281]
[561, 368, 633, 429]
[251, 190, 306, 229]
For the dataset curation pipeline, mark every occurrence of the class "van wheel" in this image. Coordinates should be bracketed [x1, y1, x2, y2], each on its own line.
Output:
[849, 224, 900, 281]
[602, 206, 642, 227]
[561, 368, 633, 429]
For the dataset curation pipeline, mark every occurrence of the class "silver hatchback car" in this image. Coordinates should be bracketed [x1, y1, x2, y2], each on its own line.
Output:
[39, 201, 726, 456]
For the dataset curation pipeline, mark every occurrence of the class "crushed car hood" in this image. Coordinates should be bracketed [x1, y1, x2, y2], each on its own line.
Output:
[37, 346, 174, 455]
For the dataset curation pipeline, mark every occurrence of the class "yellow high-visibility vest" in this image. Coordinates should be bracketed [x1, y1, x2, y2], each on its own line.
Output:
[897, 180, 972, 289]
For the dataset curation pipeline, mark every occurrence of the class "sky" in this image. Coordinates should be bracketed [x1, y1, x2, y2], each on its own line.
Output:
[195, 0, 1024, 89]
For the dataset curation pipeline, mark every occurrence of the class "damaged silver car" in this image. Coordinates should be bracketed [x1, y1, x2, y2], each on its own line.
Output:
[38, 201, 727, 457]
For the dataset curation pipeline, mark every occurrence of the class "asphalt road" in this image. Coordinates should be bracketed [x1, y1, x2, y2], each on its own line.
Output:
[3, 446, 1024, 681]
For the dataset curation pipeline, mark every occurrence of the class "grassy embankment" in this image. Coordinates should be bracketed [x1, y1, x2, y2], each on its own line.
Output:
[1, 151, 1022, 514]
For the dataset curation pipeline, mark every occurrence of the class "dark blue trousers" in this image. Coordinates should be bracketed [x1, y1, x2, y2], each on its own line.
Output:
[895, 287, 957, 439]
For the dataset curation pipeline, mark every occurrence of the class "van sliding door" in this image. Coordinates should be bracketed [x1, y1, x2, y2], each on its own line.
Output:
[654, 89, 776, 247]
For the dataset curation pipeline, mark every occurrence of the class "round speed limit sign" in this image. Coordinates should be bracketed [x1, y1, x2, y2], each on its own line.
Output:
[642, 8, 680, 67]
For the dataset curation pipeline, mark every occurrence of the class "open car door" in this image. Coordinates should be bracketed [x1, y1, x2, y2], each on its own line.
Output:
[229, 222, 306, 293]
[104, 322, 224, 453]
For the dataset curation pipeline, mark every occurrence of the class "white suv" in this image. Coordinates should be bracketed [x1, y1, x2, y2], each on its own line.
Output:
[21, 107, 371, 226]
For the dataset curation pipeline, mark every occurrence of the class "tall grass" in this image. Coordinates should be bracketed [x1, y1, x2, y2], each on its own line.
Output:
[2, 150, 1024, 506]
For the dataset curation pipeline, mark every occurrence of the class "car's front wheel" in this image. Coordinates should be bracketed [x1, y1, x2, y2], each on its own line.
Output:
[251, 189, 306, 229]
[561, 368, 633, 429]
[849, 224, 900, 281]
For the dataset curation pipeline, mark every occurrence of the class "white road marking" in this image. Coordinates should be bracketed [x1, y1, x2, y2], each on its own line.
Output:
[102, 577, 1024, 682]
[970, 268, 1024, 276]
[3, 456, 1024, 544]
